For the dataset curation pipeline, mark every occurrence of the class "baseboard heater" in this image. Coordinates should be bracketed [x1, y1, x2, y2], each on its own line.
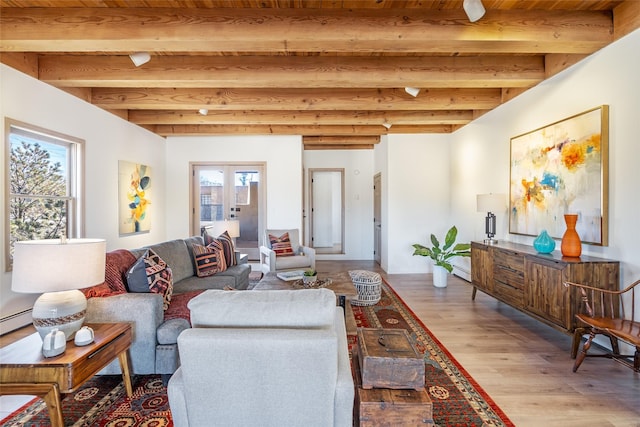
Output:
[452, 265, 471, 283]
[0, 308, 32, 335]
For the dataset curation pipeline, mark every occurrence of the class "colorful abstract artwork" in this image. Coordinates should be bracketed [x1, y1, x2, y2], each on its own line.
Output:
[509, 106, 608, 245]
[119, 160, 151, 235]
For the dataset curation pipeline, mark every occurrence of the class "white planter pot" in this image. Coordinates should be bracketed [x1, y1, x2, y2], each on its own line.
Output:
[432, 265, 449, 288]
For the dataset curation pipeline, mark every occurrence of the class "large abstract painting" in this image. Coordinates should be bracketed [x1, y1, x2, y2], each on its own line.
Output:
[509, 105, 608, 245]
[119, 161, 151, 235]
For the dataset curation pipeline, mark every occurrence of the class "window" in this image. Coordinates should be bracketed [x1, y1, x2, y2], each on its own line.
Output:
[5, 119, 84, 271]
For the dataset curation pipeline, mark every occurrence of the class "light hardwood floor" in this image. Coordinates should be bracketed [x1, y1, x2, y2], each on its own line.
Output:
[317, 260, 640, 427]
[3, 261, 639, 426]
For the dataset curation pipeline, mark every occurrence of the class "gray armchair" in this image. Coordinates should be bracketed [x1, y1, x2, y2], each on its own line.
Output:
[259, 228, 315, 273]
[167, 289, 354, 427]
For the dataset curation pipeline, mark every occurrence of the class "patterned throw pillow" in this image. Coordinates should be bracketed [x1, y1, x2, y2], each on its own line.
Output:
[192, 241, 227, 277]
[125, 249, 174, 311]
[269, 232, 294, 257]
[217, 230, 237, 267]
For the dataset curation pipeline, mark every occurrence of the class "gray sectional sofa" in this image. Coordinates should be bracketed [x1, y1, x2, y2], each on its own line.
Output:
[85, 236, 251, 375]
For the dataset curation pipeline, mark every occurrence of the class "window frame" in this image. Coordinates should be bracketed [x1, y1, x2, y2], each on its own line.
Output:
[4, 118, 85, 271]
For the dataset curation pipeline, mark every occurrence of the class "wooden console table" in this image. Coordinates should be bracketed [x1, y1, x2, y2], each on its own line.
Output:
[0, 322, 133, 427]
[471, 241, 619, 333]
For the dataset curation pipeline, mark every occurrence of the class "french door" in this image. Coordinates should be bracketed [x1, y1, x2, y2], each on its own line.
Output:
[191, 163, 265, 260]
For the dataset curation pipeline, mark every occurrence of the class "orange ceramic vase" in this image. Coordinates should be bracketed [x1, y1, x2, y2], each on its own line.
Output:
[561, 214, 582, 257]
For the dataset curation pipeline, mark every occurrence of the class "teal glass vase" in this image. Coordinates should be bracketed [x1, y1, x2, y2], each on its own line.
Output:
[533, 230, 556, 254]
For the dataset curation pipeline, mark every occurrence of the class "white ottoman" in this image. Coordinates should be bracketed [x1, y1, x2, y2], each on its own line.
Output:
[349, 270, 382, 306]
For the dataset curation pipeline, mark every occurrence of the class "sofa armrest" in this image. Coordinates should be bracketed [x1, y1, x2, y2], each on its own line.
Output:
[259, 245, 276, 272]
[333, 306, 355, 427]
[86, 293, 164, 374]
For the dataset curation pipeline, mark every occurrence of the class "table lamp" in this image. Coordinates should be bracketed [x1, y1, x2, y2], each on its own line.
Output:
[11, 237, 106, 341]
[476, 194, 505, 244]
[208, 219, 240, 241]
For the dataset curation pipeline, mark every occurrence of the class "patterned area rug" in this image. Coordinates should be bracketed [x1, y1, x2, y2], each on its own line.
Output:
[1, 279, 513, 427]
[0, 375, 171, 427]
[350, 279, 515, 427]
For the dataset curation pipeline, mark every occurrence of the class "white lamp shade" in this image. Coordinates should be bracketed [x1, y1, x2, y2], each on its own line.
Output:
[477, 194, 505, 213]
[12, 238, 106, 293]
[207, 220, 240, 238]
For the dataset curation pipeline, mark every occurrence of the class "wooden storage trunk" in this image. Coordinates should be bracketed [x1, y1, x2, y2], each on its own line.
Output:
[353, 349, 433, 426]
[357, 328, 425, 390]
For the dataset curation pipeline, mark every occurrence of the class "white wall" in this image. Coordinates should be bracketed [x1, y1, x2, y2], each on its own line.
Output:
[381, 134, 452, 274]
[450, 29, 640, 287]
[165, 135, 303, 241]
[303, 149, 374, 260]
[0, 65, 166, 333]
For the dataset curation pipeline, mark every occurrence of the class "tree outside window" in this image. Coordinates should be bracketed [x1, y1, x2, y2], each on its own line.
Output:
[5, 119, 83, 271]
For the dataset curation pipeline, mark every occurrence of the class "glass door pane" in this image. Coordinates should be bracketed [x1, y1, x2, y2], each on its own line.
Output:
[193, 164, 264, 261]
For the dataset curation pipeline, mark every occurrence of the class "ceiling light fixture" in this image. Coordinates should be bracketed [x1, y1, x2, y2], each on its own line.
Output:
[463, 0, 486, 23]
[382, 122, 392, 130]
[198, 108, 209, 116]
[129, 52, 151, 67]
[405, 87, 421, 97]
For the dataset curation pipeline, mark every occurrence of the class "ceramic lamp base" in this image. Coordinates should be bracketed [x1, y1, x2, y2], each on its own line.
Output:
[32, 289, 87, 341]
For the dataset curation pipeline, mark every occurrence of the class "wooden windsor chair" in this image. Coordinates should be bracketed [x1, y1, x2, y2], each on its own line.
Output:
[564, 279, 640, 372]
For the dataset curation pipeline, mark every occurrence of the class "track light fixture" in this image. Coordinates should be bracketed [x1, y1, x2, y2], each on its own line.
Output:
[463, 0, 486, 23]
[404, 87, 421, 97]
[129, 52, 151, 67]
[198, 108, 209, 116]
[382, 122, 392, 130]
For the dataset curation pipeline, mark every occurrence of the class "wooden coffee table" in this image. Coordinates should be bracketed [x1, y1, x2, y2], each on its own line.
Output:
[253, 271, 358, 333]
[0, 322, 133, 427]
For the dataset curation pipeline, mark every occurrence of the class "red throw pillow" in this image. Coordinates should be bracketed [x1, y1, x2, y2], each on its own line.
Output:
[81, 249, 135, 299]
[269, 232, 294, 257]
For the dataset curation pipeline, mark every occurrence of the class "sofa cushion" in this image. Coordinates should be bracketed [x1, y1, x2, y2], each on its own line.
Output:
[189, 288, 336, 328]
[141, 239, 195, 283]
[268, 232, 294, 257]
[217, 231, 237, 267]
[125, 249, 151, 293]
[157, 318, 191, 345]
[192, 242, 227, 277]
[145, 250, 174, 311]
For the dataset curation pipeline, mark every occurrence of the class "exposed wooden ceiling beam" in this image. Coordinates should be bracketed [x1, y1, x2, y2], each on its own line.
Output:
[303, 136, 380, 145]
[0, 8, 614, 54]
[153, 124, 452, 136]
[128, 110, 473, 126]
[37, 55, 545, 89]
[91, 88, 503, 111]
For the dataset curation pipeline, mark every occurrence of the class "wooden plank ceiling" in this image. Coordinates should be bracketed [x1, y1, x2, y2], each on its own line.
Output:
[1, 1, 639, 150]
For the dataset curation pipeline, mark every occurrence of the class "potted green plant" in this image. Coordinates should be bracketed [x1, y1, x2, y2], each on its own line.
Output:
[302, 268, 318, 285]
[412, 226, 471, 288]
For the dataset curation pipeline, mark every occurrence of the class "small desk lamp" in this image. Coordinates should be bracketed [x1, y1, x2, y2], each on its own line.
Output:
[11, 238, 106, 341]
[477, 194, 505, 244]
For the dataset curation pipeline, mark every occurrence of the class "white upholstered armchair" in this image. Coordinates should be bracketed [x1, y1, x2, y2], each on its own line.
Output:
[259, 228, 316, 273]
[167, 289, 354, 427]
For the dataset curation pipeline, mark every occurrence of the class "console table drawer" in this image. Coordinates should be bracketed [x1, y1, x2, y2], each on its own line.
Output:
[493, 265, 524, 289]
[493, 280, 524, 307]
[493, 249, 524, 272]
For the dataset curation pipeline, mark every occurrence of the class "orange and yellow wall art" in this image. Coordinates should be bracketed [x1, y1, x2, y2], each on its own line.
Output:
[509, 106, 608, 246]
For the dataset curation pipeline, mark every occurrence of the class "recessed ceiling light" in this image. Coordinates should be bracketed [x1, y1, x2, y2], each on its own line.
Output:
[129, 52, 151, 67]
[198, 109, 209, 116]
[405, 87, 421, 97]
[382, 122, 392, 130]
